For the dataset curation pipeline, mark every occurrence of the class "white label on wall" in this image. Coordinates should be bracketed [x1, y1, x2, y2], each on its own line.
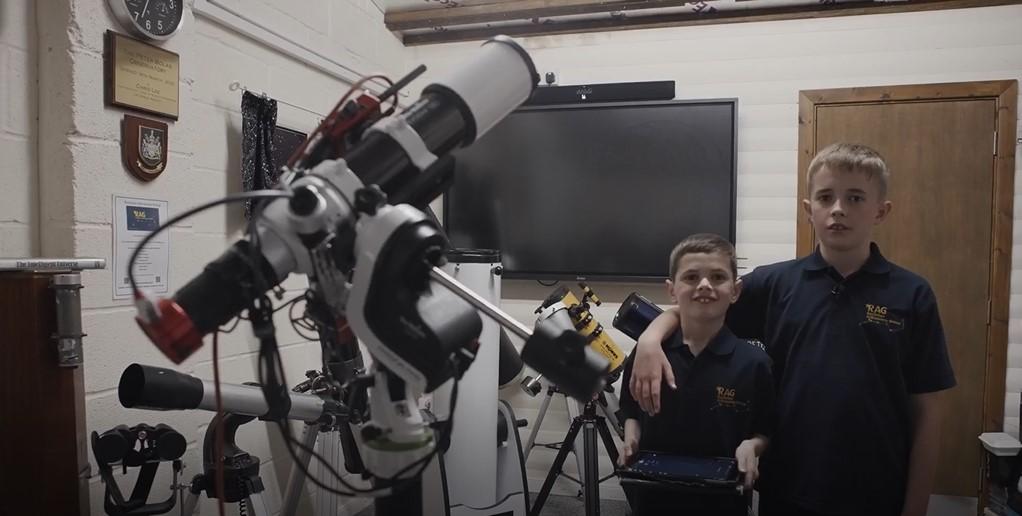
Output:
[113, 195, 170, 300]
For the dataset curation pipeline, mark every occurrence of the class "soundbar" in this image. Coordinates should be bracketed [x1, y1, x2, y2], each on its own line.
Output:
[525, 80, 675, 105]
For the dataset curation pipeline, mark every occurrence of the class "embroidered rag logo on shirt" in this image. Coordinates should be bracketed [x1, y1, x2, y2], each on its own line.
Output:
[863, 303, 905, 330]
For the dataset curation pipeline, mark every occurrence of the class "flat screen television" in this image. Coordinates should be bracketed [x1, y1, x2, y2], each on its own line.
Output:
[444, 99, 737, 282]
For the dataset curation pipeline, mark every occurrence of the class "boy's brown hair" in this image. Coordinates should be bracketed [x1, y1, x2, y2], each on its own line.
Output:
[807, 143, 890, 199]
[668, 233, 737, 280]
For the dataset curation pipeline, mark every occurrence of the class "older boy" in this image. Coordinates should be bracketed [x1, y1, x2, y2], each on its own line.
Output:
[628, 143, 955, 516]
[618, 233, 774, 516]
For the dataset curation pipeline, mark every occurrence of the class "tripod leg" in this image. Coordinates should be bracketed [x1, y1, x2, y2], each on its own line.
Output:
[567, 398, 586, 483]
[180, 487, 200, 516]
[529, 418, 584, 516]
[582, 421, 600, 516]
[376, 478, 423, 516]
[281, 422, 319, 516]
[596, 396, 624, 440]
[596, 417, 620, 468]
[524, 388, 554, 461]
[245, 492, 273, 516]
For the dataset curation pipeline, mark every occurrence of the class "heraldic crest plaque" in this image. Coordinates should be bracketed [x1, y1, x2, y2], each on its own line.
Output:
[122, 114, 168, 181]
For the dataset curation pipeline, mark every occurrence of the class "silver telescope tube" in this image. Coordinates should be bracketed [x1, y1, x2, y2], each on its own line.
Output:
[118, 363, 334, 423]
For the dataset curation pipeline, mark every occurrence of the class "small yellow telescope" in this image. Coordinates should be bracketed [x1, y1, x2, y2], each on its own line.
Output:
[522, 284, 625, 396]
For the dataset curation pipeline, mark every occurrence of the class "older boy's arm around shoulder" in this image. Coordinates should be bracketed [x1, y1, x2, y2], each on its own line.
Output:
[628, 308, 680, 416]
[902, 392, 944, 516]
[619, 419, 642, 467]
[902, 283, 956, 516]
[737, 350, 776, 491]
[736, 435, 768, 491]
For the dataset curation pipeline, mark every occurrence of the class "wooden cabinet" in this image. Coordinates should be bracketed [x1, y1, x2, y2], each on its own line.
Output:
[0, 272, 89, 516]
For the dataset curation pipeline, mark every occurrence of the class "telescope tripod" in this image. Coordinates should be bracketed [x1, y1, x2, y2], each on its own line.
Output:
[527, 386, 622, 516]
[280, 414, 446, 516]
[177, 413, 272, 516]
[179, 479, 271, 516]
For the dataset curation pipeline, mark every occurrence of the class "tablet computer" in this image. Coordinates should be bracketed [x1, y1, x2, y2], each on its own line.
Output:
[619, 451, 740, 488]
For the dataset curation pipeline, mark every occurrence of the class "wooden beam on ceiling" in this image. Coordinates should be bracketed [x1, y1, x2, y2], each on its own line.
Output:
[400, 0, 1022, 46]
[385, 0, 699, 32]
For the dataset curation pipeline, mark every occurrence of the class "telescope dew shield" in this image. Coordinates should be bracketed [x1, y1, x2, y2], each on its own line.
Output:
[138, 36, 536, 365]
[347, 36, 537, 203]
[137, 240, 281, 364]
[423, 35, 538, 145]
[612, 292, 664, 341]
[119, 363, 330, 423]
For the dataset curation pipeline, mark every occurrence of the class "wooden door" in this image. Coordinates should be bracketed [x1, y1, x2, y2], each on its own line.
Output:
[796, 81, 1017, 499]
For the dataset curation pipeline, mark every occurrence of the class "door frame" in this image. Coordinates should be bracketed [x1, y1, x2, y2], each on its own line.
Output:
[796, 79, 1018, 487]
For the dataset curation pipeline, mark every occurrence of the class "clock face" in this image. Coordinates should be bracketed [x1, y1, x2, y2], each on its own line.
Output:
[111, 0, 184, 39]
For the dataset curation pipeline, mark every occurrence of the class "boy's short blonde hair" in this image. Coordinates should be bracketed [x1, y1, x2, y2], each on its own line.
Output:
[669, 233, 737, 281]
[807, 143, 890, 199]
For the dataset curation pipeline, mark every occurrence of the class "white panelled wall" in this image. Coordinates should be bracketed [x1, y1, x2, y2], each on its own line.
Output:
[413, 5, 1022, 513]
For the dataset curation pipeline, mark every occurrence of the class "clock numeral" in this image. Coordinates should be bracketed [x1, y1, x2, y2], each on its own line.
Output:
[157, 20, 163, 30]
[133, 11, 139, 20]
[145, 19, 151, 30]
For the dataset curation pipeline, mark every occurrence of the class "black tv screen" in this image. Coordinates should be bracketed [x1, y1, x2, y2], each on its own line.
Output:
[444, 99, 737, 281]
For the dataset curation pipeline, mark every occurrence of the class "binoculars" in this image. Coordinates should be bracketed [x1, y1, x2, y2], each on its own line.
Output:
[92, 423, 186, 467]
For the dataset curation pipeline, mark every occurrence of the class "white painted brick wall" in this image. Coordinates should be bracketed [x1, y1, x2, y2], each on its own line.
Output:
[0, 0, 37, 256]
[13, 1, 406, 514]
[411, 4, 1022, 508]
[13, 2, 1021, 514]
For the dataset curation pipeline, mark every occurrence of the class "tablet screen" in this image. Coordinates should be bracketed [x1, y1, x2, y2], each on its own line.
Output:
[624, 452, 738, 482]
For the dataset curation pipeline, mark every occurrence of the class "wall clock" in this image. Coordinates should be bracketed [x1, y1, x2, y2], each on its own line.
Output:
[107, 0, 184, 40]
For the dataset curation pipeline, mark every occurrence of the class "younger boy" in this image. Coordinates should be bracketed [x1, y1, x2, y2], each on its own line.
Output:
[618, 233, 774, 516]
[628, 144, 956, 516]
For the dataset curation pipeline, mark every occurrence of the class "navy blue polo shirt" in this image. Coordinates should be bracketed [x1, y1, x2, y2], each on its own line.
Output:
[726, 243, 956, 516]
[620, 326, 775, 516]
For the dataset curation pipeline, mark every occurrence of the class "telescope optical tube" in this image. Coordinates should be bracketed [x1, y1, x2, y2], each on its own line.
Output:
[119, 364, 337, 423]
[138, 36, 537, 364]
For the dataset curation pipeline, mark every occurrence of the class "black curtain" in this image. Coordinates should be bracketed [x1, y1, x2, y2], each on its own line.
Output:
[241, 91, 278, 219]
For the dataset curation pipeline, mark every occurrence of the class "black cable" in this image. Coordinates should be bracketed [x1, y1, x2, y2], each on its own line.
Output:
[232, 257, 372, 498]
[225, 294, 302, 329]
[246, 290, 459, 499]
[183, 174, 458, 500]
[280, 369, 455, 495]
[255, 317, 459, 498]
[290, 320, 319, 342]
[276, 295, 305, 313]
[241, 195, 296, 428]
[218, 316, 243, 334]
[266, 361, 461, 498]
[223, 224, 376, 498]
[127, 190, 292, 295]
[121, 140, 459, 500]
[126, 189, 289, 511]
[537, 279, 559, 287]
[288, 297, 321, 341]
[212, 330, 227, 516]
[271, 419, 360, 497]
[279, 280, 463, 492]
